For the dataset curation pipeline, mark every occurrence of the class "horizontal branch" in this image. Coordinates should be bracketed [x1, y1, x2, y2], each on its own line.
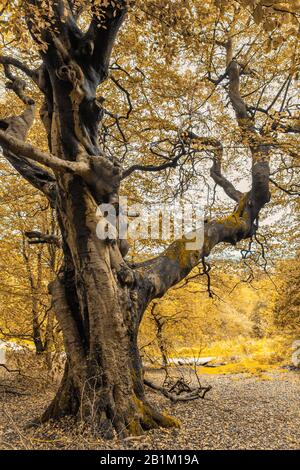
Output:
[25, 230, 61, 247]
[144, 378, 211, 402]
[0, 55, 38, 81]
[138, 191, 263, 303]
[0, 130, 84, 173]
[123, 157, 181, 178]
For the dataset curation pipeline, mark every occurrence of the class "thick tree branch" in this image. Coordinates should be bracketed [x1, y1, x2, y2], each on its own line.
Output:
[137, 40, 271, 305]
[139, 193, 253, 301]
[1, 125, 122, 204]
[225, 39, 271, 210]
[25, 0, 83, 51]
[85, 0, 128, 80]
[2, 63, 35, 106]
[0, 62, 57, 202]
[0, 129, 86, 173]
[184, 131, 242, 202]
[0, 55, 38, 82]
[3, 151, 57, 203]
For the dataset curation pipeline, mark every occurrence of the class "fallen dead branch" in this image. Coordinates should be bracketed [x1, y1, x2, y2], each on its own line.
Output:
[0, 386, 30, 396]
[0, 363, 22, 375]
[144, 378, 212, 403]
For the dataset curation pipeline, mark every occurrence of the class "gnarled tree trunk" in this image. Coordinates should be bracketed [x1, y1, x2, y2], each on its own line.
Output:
[0, 1, 272, 437]
[43, 182, 178, 437]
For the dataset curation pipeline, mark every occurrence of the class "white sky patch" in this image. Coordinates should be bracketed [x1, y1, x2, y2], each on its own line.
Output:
[0, 82, 5, 103]
[261, 206, 287, 227]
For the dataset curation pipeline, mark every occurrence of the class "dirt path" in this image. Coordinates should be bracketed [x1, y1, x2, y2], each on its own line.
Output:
[0, 369, 299, 450]
[147, 370, 300, 450]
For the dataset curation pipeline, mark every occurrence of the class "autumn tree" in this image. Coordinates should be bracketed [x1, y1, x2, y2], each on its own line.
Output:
[0, 163, 60, 356]
[274, 256, 300, 332]
[0, 0, 299, 437]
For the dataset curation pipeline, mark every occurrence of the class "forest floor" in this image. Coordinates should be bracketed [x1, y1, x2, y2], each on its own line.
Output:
[0, 367, 299, 450]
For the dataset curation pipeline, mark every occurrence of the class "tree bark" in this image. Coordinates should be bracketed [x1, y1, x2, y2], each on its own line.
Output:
[42, 180, 178, 437]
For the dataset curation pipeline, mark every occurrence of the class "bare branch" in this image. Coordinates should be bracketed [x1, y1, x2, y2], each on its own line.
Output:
[270, 178, 300, 197]
[2, 63, 35, 106]
[137, 39, 272, 304]
[123, 156, 181, 178]
[3, 151, 57, 203]
[110, 74, 133, 119]
[144, 378, 211, 402]
[25, 231, 61, 247]
[184, 131, 242, 202]
[124, 129, 242, 202]
[0, 65, 57, 201]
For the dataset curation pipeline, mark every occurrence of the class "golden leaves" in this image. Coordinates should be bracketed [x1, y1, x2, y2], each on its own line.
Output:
[231, 0, 300, 36]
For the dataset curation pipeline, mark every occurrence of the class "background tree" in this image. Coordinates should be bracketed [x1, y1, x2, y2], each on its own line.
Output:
[274, 256, 300, 333]
[0, 152, 61, 357]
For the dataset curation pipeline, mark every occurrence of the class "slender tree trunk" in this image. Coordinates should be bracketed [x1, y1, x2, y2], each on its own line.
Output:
[32, 250, 45, 354]
[22, 236, 45, 354]
[32, 307, 44, 354]
[44, 309, 55, 369]
[151, 304, 169, 367]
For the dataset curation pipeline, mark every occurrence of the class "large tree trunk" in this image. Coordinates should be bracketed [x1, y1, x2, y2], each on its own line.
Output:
[16, 3, 179, 436]
[42, 179, 178, 437]
[0, 1, 272, 439]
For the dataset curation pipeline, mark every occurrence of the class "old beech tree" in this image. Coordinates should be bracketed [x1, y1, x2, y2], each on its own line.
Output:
[0, 1, 299, 436]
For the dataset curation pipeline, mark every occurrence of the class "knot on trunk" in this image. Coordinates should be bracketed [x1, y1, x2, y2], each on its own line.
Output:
[91, 155, 122, 186]
[78, 40, 94, 57]
[56, 64, 76, 82]
[80, 155, 122, 204]
[56, 63, 84, 97]
[117, 264, 135, 287]
[118, 238, 129, 258]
